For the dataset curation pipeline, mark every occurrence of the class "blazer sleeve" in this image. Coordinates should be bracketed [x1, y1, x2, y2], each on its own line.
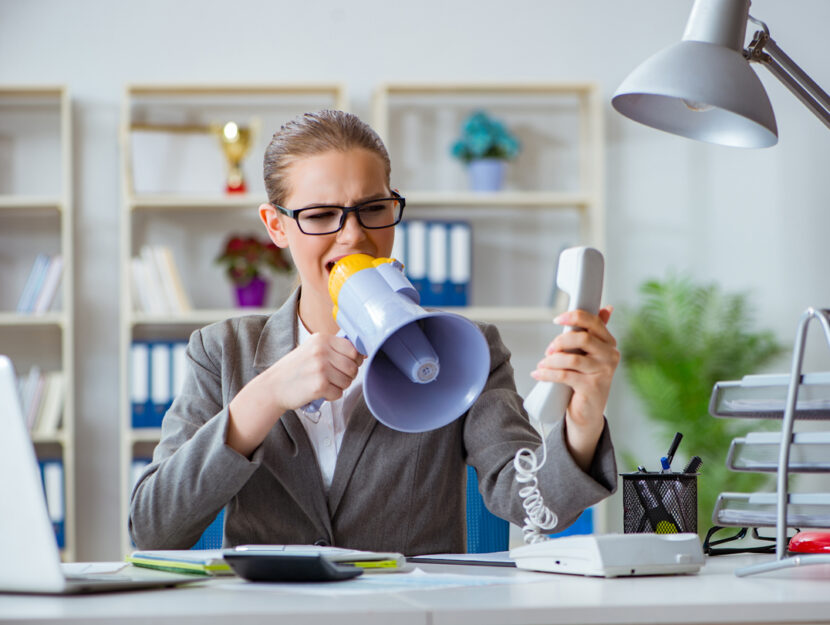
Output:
[128, 322, 263, 549]
[463, 322, 617, 532]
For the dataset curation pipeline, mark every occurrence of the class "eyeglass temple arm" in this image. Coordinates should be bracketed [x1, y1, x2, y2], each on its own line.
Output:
[745, 16, 830, 131]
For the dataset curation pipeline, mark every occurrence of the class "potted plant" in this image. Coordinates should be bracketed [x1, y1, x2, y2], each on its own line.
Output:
[451, 110, 520, 191]
[619, 273, 784, 534]
[215, 234, 292, 307]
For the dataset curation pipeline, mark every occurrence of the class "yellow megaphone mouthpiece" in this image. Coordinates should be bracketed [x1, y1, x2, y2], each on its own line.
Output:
[329, 254, 396, 320]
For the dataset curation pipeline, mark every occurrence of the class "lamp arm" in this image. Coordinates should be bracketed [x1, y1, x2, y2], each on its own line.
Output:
[745, 17, 830, 130]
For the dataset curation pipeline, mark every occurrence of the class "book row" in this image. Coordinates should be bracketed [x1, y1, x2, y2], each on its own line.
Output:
[39, 459, 65, 549]
[17, 366, 65, 436]
[130, 340, 188, 429]
[16, 254, 64, 314]
[391, 220, 471, 307]
[130, 245, 192, 315]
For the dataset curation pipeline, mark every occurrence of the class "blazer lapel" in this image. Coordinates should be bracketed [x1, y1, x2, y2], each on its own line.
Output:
[253, 287, 333, 539]
[327, 396, 377, 517]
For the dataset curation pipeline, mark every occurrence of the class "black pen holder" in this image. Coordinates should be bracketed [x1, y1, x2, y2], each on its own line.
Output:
[621, 472, 698, 534]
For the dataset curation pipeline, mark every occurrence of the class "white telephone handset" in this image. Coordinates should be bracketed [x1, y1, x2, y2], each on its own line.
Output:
[514, 246, 605, 544]
[523, 246, 605, 425]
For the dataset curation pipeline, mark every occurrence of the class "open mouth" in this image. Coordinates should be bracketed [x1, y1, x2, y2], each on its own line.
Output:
[326, 259, 338, 273]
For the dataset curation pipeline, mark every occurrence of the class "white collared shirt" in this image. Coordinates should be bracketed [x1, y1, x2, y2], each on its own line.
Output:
[296, 317, 365, 492]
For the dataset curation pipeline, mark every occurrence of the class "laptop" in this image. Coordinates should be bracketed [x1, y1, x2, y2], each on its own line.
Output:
[0, 355, 200, 594]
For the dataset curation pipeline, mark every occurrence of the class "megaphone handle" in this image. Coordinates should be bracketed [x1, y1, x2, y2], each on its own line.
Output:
[297, 329, 352, 418]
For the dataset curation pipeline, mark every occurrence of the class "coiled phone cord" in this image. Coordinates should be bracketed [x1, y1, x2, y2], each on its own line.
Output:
[513, 429, 559, 544]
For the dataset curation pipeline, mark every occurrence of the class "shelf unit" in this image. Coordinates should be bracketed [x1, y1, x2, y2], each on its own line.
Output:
[710, 307, 830, 576]
[372, 82, 606, 532]
[117, 83, 348, 556]
[0, 86, 75, 560]
[372, 82, 604, 319]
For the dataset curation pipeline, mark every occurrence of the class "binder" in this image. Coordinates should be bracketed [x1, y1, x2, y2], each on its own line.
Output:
[130, 457, 152, 491]
[426, 222, 449, 306]
[17, 254, 50, 313]
[40, 460, 65, 549]
[130, 342, 151, 428]
[32, 255, 64, 314]
[171, 341, 188, 399]
[391, 220, 407, 268]
[405, 220, 428, 303]
[449, 222, 472, 307]
[150, 342, 172, 427]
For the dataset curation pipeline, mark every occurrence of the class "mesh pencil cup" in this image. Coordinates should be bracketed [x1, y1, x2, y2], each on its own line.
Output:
[621, 472, 698, 534]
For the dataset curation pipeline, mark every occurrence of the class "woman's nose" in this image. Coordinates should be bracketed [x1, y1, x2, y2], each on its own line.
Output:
[336, 212, 367, 242]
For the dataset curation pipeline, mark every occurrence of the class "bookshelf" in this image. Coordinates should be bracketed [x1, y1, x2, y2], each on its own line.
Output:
[117, 83, 348, 556]
[0, 86, 75, 560]
[372, 81, 606, 530]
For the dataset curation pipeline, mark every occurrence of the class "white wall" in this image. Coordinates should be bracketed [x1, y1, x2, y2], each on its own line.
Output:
[2, 0, 829, 560]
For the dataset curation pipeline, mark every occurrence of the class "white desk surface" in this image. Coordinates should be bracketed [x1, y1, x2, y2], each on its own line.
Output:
[2, 554, 830, 625]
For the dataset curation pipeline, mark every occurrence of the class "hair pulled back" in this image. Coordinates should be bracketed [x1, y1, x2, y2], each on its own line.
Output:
[263, 110, 391, 206]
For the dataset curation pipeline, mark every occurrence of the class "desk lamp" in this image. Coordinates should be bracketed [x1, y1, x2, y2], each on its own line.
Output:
[611, 0, 830, 148]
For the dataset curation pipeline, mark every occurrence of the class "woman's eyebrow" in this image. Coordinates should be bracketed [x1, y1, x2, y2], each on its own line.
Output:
[300, 193, 390, 209]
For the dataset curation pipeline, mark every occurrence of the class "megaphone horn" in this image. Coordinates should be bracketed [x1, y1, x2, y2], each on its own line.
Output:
[303, 254, 490, 433]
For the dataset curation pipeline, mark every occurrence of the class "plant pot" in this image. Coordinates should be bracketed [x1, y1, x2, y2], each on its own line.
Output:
[234, 277, 269, 308]
[467, 158, 507, 192]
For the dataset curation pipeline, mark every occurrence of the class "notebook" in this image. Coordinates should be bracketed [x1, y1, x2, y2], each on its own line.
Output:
[0, 354, 200, 594]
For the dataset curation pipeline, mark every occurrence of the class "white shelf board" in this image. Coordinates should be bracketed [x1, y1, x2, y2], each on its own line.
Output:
[0, 196, 63, 211]
[31, 432, 68, 445]
[128, 194, 264, 211]
[129, 307, 556, 327]
[0, 312, 66, 327]
[131, 428, 162, 444]
[129, 308, 272, 327]
[405, 191, 591, 208]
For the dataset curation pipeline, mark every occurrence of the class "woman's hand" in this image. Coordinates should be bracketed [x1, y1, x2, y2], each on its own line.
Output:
[227, 334, 365, 458]
[531, 306, 619, 472]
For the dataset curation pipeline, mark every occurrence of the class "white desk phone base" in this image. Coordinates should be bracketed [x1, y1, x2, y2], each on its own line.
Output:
[510, 533, 705, 577]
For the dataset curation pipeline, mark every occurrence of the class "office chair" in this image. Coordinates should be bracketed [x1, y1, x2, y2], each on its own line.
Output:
[193, 468, 592, 552]
[466, 466, 594, 552]
[466, 466, 509, 553]
[192, 509, 225, 550]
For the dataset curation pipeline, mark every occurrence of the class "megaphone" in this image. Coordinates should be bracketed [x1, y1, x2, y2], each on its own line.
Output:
[302, 254, 490, 433]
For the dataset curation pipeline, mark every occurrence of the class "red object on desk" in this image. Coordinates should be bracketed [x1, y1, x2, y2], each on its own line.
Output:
[788, 531, 830, 554]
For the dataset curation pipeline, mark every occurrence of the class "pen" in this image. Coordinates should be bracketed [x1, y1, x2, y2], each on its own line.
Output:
[661, 432, 683, 473]
[683, 455, 703, 474]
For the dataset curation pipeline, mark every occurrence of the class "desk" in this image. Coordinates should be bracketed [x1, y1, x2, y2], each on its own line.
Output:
[2, 555, 829, 625]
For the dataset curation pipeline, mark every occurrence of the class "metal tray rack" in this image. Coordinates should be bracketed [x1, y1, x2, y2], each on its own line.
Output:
[709, 307, 830, 576]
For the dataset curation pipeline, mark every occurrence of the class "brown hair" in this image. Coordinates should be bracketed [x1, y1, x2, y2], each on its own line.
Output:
[263, 110, 391, 206]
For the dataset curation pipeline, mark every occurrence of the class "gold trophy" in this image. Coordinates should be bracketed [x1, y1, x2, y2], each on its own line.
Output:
[212, 121, 253, 194]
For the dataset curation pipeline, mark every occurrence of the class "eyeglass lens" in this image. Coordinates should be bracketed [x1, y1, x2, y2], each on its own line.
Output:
[297, 198, 401, 234]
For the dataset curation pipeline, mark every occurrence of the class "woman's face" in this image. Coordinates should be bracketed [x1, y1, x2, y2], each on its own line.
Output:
[261, 148, 395, 308]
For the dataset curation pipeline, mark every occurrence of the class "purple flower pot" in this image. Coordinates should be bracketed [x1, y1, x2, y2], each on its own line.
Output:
[234, 277, 269, 307]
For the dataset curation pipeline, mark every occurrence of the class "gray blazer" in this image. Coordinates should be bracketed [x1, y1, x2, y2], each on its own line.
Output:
[129, 289, 617, 555]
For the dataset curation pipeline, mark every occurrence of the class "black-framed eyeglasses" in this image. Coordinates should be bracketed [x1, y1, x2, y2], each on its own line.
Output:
[703, 525, 800, 556]
[273, 191, 405, 235]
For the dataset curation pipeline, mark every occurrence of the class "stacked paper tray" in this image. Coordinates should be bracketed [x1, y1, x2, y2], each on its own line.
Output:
[709, 372, 830, 419]
[712, 492, 830, 528]
[726, 432, 830, 472]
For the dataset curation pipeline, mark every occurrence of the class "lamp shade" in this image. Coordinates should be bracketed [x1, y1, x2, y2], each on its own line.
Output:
[612, 40, 777, 148]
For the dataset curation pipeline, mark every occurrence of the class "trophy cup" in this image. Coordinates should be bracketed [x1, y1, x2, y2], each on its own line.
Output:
[212, 121, 253, 194]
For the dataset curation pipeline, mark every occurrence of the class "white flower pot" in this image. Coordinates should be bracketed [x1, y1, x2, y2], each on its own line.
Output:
[467, 158, 506, 192]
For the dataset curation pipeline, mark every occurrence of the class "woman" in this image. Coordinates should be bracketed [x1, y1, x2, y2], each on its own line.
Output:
[129, 110, 620, 554]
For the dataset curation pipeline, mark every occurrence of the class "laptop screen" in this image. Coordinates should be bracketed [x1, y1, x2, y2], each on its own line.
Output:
[0, 355, 67, 593]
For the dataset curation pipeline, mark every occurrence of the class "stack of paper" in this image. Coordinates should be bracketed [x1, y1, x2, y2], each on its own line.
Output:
[126, 549, 231, 576]
[131, 245, 192, 315]
[127, 545, 408, 577]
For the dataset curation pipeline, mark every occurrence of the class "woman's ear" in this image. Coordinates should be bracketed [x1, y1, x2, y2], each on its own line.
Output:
[259, 203, 289, 248]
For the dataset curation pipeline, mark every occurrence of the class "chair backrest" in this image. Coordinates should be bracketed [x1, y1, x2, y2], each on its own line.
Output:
[466, 465, 509, 553]
[194, 468, 592, 552]
[191, 509, 225, 550]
